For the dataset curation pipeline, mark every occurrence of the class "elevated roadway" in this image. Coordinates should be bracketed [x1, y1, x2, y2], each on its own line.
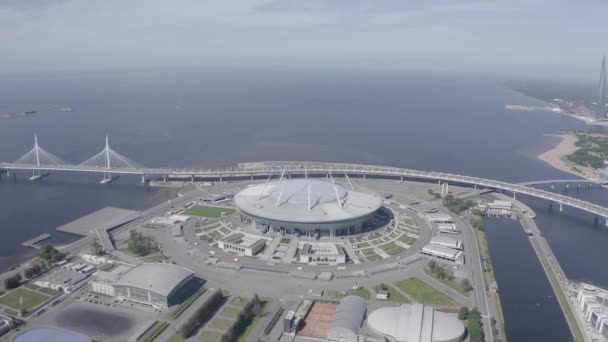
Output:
[3, 160, 608, 222]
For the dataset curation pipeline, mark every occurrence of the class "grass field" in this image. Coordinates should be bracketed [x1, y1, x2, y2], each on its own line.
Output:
[209, 318, 233, 331]
[23, 283, 40, 291]
[219, 306, 242, 319]
[0, 287, 50, 311]
[374, 285, 410, 303]
[229, 296, 249, 307]
[199, 331, 223, 342]
[38, 287, 62, 297]
[136, 321, 169, 342]
[236, 298, 272, 342]
[423, 267, 470, 296]
[183, 205, 235, 218]
[328, 287, 371, 300]
[394, 278, 454, 306]
[168, 288, 206, 320]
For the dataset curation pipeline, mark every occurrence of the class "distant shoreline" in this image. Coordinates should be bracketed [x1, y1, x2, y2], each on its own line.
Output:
[537, 133, 600, 180]
[0, 106, 72, 119]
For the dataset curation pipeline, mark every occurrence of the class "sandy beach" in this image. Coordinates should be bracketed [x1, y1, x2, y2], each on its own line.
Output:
[537, 133, 599, 180]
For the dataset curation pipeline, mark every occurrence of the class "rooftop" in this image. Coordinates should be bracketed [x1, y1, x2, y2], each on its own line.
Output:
[113, 263, 194, 297]
[367, 304, 465, 342]
[234, 179, 382, 224]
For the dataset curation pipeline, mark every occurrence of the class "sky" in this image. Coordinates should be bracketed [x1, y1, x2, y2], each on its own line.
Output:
[0, 0, 606, 80]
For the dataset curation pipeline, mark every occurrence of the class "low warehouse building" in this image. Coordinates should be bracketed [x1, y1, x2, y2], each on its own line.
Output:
[430, 236, 462, 251]
[326, 296, 367, 342]
[299, 243, 346, 264]
[218, 233, 266, 256]
[437, 223, 459, 234]
[420, 245, 464, 265]
[367, 304, 465, 342]
[426, 214, 454, 224]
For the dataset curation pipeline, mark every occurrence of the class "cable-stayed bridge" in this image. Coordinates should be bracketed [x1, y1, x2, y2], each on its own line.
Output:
[2, 136, 608, 222]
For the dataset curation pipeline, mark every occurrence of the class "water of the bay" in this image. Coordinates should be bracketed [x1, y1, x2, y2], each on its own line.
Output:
[1, 67, 606, 341]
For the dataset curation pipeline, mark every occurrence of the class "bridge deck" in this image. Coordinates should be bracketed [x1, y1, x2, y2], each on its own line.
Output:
[2, 160, 608, 219]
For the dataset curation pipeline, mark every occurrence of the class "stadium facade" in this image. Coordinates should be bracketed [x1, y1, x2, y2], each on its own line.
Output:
[234, 178, 382, 237]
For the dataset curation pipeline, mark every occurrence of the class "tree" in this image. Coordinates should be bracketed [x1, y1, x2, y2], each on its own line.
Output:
[458, 306, 469, 320]
[24, 264, 42, 279]
[4, 274, 22, 290]
[37, 245, 66, 263]
[461, 279, 473, 292]
[92, 238, 104, 256]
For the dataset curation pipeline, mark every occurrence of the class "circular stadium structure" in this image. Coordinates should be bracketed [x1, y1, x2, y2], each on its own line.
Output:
[233, 178, 383, 237]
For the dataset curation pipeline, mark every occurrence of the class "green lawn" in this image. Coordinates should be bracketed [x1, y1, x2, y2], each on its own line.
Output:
[168, 287, 206, 320]
[328, 287, 371, 300]
[209, 318, 233, 331]
[38, 287, 62, 297]
[167, 333, 185, 342]
[394, 278, 455, 306]
[136, 321, 169, 342]
[183, 205, 235, 218]
[199, 331, 223, 342]
[378, 242, 405, 255]
[374, 285, 410, 303]
[229, 297, 249, 307]
[23, 283, 40, 291]
[0, 287, 50, 311]
[423, 267, 470, 296]
[236, 298, 272, 342]
[219, 306, 242, 319]
[140, 253, 168, 263]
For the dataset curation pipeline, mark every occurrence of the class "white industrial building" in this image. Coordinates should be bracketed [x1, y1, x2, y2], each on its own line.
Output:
[367, 304, 466, 342]
[234, 178, 382, 237]
[426, 214, 454, 224]
[487, 200, 513, 214]
[299, 242, 346, 264]
[437, 223, 460, 234]
[430, 236, 463, 251]
[576, 283, 608, 338]
[326, 296, 367, 342]
[217, 233, 266, 256]
[420, 245, 464, 265]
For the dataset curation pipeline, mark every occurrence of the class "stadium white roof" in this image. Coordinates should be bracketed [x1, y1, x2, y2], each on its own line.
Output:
[113, 263, 194, 297]
[367, 304, 465, 342]
[234, 179, 381, 224]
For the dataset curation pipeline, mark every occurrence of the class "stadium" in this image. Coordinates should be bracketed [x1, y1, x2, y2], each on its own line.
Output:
[233, 178, 384, 237]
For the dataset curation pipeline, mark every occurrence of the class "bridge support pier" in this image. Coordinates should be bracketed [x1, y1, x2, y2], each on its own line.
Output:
[474, 184, 477, 191]
[566, 184, 569, 190]
[250, 174, 253, 181]
[441, 182, 449, 196]
[577, 184, 581, 190]
[400, 175, 403, 182]
[512, 192, 516, 200]
[219, 174, 222, 182]
[605, 217, 608, 227]
[559, 203, 563, 212]
[140, 174, 146, 184]
[190, 175, 194, 183]
[162, 176, 167, 182]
